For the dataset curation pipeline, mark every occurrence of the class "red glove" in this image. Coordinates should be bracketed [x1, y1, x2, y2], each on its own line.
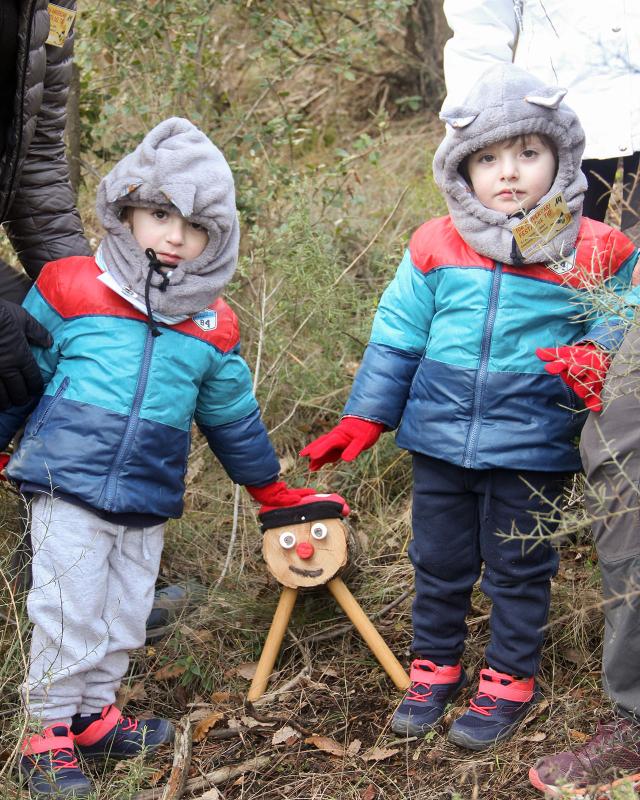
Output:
[0, 452, 9, 482]
[536, 344, 611, 412]
[299, 416, 385, 471]
[245, 481, 317, 507]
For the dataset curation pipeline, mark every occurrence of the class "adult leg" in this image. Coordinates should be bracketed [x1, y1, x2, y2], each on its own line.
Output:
[621, 152, 640, 243]
[582, 158, 618, 223]
[530, 323, 640, 794]
[580, 320, 640, 720]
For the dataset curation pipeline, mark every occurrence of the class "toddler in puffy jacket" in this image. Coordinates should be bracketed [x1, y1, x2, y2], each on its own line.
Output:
[0, 118, 318, 797]
[302, 65, 640, 750]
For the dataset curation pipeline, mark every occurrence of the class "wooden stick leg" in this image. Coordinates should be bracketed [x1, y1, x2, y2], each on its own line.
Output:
[327, 577, 410, 691]
[247, 586, 298, 701]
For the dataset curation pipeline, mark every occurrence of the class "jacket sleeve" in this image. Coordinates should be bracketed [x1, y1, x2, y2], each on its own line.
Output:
[0, 274, 64, 448]
[3, 0, 90, 280]
[195, 347, 280, 487]
[442, 0, 518, 108]
[343, 249, 435, 428]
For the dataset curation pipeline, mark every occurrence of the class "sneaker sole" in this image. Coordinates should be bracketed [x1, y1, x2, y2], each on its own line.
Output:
[391, 674, 468, 737]
[528, 766, 640, 799]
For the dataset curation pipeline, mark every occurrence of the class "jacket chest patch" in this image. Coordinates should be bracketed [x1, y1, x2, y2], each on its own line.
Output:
[192, 310, 218, 332]
[545, 250, 576, 276]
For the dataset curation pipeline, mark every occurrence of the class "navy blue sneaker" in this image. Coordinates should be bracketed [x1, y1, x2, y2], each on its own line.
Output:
[20, 725, 93, 798]
[391, 659, 468, 736]
[448, 667, 539, 751]
[72, 704, 174, 760]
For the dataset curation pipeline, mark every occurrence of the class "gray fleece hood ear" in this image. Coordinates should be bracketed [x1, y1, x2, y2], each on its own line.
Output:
[433, 64, 587, 265]
[96, 117, 240, 317]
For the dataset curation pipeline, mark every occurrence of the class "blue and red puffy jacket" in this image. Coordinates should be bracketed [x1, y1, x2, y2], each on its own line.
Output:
[0, 256, 280, 517]
[344, 216, 639, 472]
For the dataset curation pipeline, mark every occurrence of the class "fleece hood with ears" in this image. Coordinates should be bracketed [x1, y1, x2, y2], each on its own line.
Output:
[433, 64, 587, 265]
[96, 117, 240, 318]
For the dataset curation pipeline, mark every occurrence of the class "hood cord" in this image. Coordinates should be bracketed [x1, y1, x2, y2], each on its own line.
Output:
[144, 248, 171, 337]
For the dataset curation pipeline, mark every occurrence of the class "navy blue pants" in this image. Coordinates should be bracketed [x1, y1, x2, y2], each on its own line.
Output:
[409, 454, 567, 677]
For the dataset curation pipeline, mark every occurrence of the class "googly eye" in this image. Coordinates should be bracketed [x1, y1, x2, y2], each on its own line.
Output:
[310, 522, 328, 540]
[279, 532, 296, 549]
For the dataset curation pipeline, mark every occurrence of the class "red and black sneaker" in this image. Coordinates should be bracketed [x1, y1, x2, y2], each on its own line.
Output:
[391, 659, 468, 736]
[447, 667, 539, 750]
[72, 704, 174, 760]
[529, 717, 640, 798]
[20, 725, 92, 798]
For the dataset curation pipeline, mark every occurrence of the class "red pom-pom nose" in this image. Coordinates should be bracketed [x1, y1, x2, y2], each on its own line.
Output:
[296, 541, 314, 560]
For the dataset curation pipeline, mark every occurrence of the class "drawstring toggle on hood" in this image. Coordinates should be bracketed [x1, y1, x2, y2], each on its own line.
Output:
[144, 248, 171, 338]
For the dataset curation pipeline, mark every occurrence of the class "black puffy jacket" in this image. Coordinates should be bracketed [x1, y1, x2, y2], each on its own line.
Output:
[0, 0, 90, 302]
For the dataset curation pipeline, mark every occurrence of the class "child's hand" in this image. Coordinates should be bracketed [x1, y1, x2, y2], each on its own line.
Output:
[300, 416, 385, 471]
[535, 344, 611, 412]
[245, 481, 317, 508]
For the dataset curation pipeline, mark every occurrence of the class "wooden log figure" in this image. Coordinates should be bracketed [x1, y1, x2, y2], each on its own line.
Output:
[247, 494, 410, 701]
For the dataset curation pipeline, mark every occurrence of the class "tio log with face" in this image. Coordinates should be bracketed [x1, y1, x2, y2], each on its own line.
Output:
[247, 494, 410, 701]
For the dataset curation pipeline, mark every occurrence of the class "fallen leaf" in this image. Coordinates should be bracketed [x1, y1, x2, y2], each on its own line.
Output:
[189, 708, 216, 722]
[116, 681, 147, 706]
[562, 647, 588, 666]
[361, 785, 377, 800]
[211, 691, 232, 704]
[180, 625, 214, 643]
[241, 715, 274, 729]
[192, 711, 225, 742]
[347, 739, 362, 756]
[362, 746, 400, 763]
[154, 663, 187, 681]
[569, 729, 591, 742]
[304, 735, 346, 757]
[522, 698, 549, 726]
[320, 667, 339, 679]
[272, 726, 301, 746]
[199, 788, 222, 800]
[521, 731, 547, 743]
[235, 662, 258, 681]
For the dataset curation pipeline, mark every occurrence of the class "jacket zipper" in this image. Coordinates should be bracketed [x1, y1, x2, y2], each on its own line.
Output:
[463, 263, 503, 467]
[103, 328, 155, 510]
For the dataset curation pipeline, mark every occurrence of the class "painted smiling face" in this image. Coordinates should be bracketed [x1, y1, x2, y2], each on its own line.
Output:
[262, 517, 348, 589]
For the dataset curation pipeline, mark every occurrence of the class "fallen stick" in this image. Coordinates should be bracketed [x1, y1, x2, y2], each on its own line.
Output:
[133, 714, 192, 800]
[184, 754, 272, 795]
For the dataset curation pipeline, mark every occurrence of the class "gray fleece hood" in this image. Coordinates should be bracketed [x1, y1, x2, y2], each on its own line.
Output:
[96, 117, 239, 318]
[433, 64, 587, 265]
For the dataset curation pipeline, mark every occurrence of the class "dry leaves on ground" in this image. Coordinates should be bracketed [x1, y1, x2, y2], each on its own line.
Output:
[192, 711, 225, 742]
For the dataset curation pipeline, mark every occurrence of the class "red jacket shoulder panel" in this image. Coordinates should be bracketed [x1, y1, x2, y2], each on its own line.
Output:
[409, 216, 494, 273]
[173, 298, 240, 352]
[575, 218, 636, 280]
[36, 257, 147, 321]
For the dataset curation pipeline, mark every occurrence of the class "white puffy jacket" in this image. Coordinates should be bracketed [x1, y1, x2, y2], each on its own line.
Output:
[442, 0, 640, 160]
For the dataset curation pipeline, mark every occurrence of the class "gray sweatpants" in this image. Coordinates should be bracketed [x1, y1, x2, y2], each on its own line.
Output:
[580, 317, 640, 720]
[24, 494, 164, 726]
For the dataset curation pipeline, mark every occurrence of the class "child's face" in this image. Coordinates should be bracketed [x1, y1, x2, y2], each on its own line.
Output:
[466, 135, 557, 215]
[127, 207, 209, 265]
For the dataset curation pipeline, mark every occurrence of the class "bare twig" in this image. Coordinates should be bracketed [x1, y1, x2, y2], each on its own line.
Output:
[184, 755, 274, 795]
